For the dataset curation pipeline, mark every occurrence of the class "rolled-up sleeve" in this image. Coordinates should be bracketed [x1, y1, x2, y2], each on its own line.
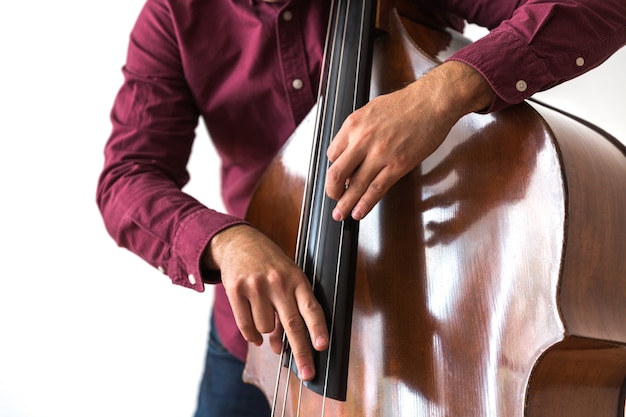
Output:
[440, 0, 626, 112]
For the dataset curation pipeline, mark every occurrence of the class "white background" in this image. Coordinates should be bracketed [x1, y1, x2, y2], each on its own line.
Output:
[1, 1, 624, 416]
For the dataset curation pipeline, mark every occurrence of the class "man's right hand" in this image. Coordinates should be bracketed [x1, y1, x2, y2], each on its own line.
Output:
[202, 224, 329, 381]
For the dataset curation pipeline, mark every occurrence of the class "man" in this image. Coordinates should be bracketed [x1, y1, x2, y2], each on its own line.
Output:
[97, 0, 625, 415]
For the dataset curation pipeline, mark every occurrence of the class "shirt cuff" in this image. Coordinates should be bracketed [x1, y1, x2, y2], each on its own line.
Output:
[167, 208, 247, 291]
[447, 29, 554, 113]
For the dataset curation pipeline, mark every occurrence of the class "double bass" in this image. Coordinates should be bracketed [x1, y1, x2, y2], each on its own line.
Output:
[243, 0, 626, 415]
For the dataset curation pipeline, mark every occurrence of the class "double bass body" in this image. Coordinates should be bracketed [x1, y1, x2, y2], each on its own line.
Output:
[244, 2, 626, 415]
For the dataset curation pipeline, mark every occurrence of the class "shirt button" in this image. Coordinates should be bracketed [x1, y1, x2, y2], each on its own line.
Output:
[516, 80, 528, 92]
[291, 78, 304, 90]
[157, 266, 165, 274]
[575, 56, 585, 67]
[188, 274, 197, 285]
[282, 10, 293, 22]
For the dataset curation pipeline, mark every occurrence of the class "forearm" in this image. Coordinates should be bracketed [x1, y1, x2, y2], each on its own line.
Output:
[96, 148, 245, 290]
[418, 60, 494, 121]
[442, 0, 626, 111]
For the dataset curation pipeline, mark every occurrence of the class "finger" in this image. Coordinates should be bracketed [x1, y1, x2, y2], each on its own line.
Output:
[275, 298, 317, 381]
[245, 278, 277, 334]
[268, 319, 285, 355]
[331, 161, 385, 221]
[325, 151, 367, 202]
[250, 299, 277, 335]
[354, 166, 406, 220]
[326, 122, 350, 163]
[228, 297, 263, 346]
[294, 283, 329, 352]
[326, 134, 366, 202]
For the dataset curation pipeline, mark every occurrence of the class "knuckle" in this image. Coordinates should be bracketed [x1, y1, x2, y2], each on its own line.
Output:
[283, 315, 306, 334]
[334, 198, 353, 215]
[356, 193, 377, 218]
[325, 168, 344, 199]
[229, 273, 258, 294]
[392, 151, 413, 173]
[326, 146, 336, 161]
[266, 269, 297, 296]
[301, 296, 322, 313]
[264, 270, 283, 287]
[291, 348, 311, 366]
[343, 113, 359, 129]
[326, 163, 341, 182]
[368, 179, 386, 195]
[228, 279, 247, 297]
[348, 179, 366, 193]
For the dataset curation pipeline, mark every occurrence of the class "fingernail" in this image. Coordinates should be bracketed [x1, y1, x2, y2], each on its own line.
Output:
[351, 208, 362, 220]
[332, 208, 343, 221]
[300, 365, 314, 381]
[315, 335, 328, 349]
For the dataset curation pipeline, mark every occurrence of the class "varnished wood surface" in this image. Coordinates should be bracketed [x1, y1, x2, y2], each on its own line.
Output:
[244, 6, 626, 417]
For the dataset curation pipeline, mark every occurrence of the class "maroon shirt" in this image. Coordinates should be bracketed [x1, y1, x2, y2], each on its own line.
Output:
[97, 0, 626, 361]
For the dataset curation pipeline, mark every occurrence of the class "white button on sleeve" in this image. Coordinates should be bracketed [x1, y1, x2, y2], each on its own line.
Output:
[576, 57, 585, 67]
[157, 266, 165, 274]
[515, 80, 528, 92]
[188, 274, 197, 285]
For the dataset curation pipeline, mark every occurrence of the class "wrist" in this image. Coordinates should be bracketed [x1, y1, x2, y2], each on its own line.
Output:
[202, 224, 250, 270]
[427, 60, 494, 120]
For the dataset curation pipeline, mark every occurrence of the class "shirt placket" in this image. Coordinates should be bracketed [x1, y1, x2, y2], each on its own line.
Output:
[276, 5, 316, 124]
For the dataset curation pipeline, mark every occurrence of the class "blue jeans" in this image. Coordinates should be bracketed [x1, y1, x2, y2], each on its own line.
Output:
[194, 316, 271, 417]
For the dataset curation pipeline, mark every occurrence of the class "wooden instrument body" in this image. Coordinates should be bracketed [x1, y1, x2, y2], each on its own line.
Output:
[244, 7, 626, 416]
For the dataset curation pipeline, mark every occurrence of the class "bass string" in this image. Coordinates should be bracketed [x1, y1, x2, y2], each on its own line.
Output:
[315, 2, 369, 413]
[315, 0, 363, 411]
[271, 0, 367, 415]
[269, 0, 338, 411]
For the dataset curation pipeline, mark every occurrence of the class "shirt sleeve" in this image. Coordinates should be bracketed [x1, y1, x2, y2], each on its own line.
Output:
[439, 0, 626, 112]
[96, 0, 244, 291]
